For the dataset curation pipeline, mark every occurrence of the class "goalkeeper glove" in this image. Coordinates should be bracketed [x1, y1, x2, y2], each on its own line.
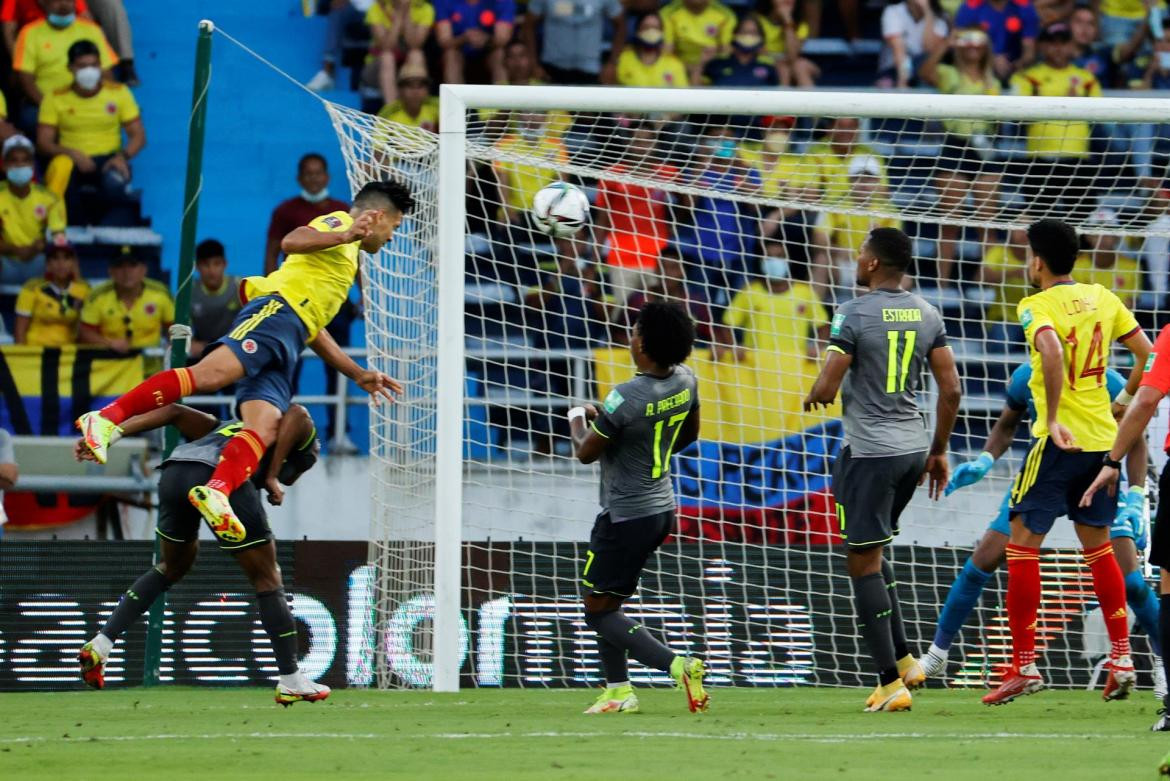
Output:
[1113, 485, 1147, 540]
[944, 451, 994, 497]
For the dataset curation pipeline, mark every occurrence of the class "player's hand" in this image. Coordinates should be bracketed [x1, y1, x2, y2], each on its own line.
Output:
[1048, 422, 1081, 452]
[582, 403, 599, 421]
[265, 475, 285, 506]
[1113, 485, 1146, 535]
[920, 454, 950, 501]
[1080, 465, 1121, 507]
[74, 438, 98, 462]
[1111, 401, 1128, 421]
[70, 150, 97, 173]
[106, 338, 131, 353]
[345, 210, 379, 243]
[945, 451, 994, 496]
[802, 392, 831, 412]
[357, 369, 403, 404]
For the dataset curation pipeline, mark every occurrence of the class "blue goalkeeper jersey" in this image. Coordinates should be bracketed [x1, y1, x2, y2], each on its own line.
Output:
[1003, 362, 1126, 421]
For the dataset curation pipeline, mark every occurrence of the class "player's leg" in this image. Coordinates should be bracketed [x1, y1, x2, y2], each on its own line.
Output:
[1112, 517, 1162, 659]
[1151, 466, 1170, 729]
[881, 452, 930, 690]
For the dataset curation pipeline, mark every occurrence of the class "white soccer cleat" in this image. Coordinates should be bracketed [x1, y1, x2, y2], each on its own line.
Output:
[919, 646, 949, 679]
[583, 684, 640, 714]
[275, 672, 330, 707]
[306, 69, 334, 92]
[1154, 658, 1168, 701]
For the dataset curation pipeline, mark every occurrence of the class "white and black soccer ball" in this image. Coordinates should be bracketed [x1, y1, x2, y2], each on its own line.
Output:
[530, 182, 590, 238]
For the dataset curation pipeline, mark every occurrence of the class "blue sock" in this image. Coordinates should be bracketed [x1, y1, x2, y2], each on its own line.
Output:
[1125, 570, 1162, 657]
[932, 558, 993, 651]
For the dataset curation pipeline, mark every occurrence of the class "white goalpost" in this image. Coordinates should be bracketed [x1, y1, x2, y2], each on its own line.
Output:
[325, 86, 1170, 693]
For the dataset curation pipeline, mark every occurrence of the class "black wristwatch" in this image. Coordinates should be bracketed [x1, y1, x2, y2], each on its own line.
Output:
[1103, 454, 1123, 470]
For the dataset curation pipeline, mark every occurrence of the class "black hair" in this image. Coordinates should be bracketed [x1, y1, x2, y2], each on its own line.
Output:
[68, 39, 100, 64]
[1027, 218, 1079, 275]
[866, 227, 913, 271]
[636, 300, 695, 367]
[298, 152, 327, 175]
[195, 238, 225, 262]
[354, 179, 415, 215]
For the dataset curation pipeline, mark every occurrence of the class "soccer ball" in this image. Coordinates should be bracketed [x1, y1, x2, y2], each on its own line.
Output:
[530, 182, 590, 238]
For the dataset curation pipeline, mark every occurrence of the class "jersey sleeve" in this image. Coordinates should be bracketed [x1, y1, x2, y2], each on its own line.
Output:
[591, 383, 638, 440]
[1004, 363, 1031, 410]
[80, 292, 102, 327]
[117, 87, 140, 124]
[308, 211, 353, 233]
[722, 286, 751, 329]
[1017, 295, 1055, 346]
[1108, 290, 1141, 343]
[14, 281, 34, 317]
[46, 192, 65, 233]
[928, 308, 948, 351]
[37, 93, 59, 128]
[11, 24, 31, 73]
[159, 291, 175, 326]
[1140, 326, 1170, 395]
[827, 303, 859, 355]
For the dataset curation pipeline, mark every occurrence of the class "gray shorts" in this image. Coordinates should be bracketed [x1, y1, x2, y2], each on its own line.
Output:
[831, 447, 926, 549]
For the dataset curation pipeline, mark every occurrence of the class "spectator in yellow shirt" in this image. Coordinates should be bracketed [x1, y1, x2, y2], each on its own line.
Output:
[36, 39, 144, 218]
[364, 0, 433, 107]
[716, 245, 829, 362]
[14, 242, 88, 346]
[617, 13, 690, 87]
[492, 112, 568, 231]
[661, 0, 736, 84]
[977, 227, 1030, 346]
[13, 0, 116, 128]
[80, 249, 173, 352]
[1009, 22, 1101, 219]
[377, 57, 438, 131]
[804, 116, 888, 204]
[1079, 208, 1142, 308]
[757, 0, 817, 86]
[0, 134, 66, 286]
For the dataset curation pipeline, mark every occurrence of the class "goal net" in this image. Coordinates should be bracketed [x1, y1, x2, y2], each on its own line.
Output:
[329, 88, 1170, 691]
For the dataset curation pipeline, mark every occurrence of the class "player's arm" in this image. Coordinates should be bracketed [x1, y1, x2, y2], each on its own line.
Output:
[308, 326, 402, 403]
[923, 344, 961, 500]
[72, 404, 218, 462]
[1081, 385, 1164, 506]
[569, 404, 607, 464]
[802, 349, 850, 410]
[1034, 326, 1079, 451]
[673, 406, 701, 452]
[1117, 328, 1153, 408]
[279, 211, 376, 254]
[263, 403, 315, 506]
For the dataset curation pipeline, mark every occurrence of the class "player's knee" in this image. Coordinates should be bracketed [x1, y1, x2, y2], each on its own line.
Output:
[1125, 570, 1150, 603]
[157, 558, 191, 585]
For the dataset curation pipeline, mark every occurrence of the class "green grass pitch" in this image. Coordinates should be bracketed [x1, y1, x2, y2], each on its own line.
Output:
[1, 687, 1168, 780]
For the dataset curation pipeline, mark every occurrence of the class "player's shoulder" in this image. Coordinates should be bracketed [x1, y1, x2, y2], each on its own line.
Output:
[310, 210, 353, 230]
[87, 279, 115, 299]
[143, 278, 173, 298]
[18, 275, 46, 293]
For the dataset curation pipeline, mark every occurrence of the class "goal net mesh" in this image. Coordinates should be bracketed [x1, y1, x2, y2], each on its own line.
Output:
[327, 94, 1170, 691]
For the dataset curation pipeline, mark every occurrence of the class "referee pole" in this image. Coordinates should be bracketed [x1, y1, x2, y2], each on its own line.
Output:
[143, 19, 214, 687]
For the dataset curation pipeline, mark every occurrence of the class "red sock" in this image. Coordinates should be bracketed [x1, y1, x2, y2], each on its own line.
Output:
[1006, 543, 1041, 670]
[205, 429, 266, 496]
[100, 368, 195, 425]
[1084, 542, 1131, 659]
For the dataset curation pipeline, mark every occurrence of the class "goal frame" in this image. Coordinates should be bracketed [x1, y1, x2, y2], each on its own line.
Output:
[431, 85, 1170, 692]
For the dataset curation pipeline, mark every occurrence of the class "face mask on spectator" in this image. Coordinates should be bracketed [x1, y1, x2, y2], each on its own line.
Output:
[519, 125, 542, 141]
[763, 131, 790, 155]
[300, 187, 330, 203]
[732, 33, 763, 53]
[762, 257, 790, 280]
[709, 138, 737, 159]
[6, 166, 33, 186]
[48, 12, 75, 27]
[1159, 51, 1170, 70]
[74, 66, 102, 91]
[637, 29, 664, 48]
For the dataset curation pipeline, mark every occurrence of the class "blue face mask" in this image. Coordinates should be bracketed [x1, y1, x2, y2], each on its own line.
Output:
[711, 138, 737, 159]
[6, 166, 33, 186]
[47, 13, 75, 27]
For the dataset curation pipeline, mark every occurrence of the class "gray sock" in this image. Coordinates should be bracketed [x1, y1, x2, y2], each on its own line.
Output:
[257, 589, 298, 675]
[881, 558, 910, 661]
[100, 567, 171, 643]
[596, 635, 629, 685]
[853, 572, 899, 685]
[584, 609, 675, 673]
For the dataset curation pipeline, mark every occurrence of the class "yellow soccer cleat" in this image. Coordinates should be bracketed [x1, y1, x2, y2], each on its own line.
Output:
[865, 680, 912, 712]
[188, 485, 246, 543]
[76, 411, 122, 465]
[898, 654, 926, 690]
[671, 656, 709, 713]
[583, 684, 640, 714]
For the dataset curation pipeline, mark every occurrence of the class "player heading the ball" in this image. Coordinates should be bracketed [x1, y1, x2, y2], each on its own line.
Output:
[76, 180, 414, 543]
[804, 227, 961, 713]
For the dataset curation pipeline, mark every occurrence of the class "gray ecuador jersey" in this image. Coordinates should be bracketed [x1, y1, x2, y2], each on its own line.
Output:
[828, 288, 947, 457]
[591, 363, 699, 520]
[163, 419, 247, 468]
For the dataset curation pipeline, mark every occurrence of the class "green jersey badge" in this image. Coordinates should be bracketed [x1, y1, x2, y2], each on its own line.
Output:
[830, 313, 845, 338]
[1019, 308, 1034, 330]
[1146, 353, 1157, 373]
[602, 389, 625, 414]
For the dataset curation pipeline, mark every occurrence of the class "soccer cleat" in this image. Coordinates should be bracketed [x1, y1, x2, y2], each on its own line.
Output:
[1102, 655, 1136, 701]
[78, 641, 106, 690]
[76, 412, 121, 465]
[671, 656, 709, 713]
[275, 677, 331, 707]
[919, 647, 949, 680]
[897, 655, 926, 690]
[865, 680, 912, 712]
[583, 684, 640, 714]
[981, 663, 1044, 706]
[188, 485, 246, 543]
[1152, 708, 1170, 732]
[1154, 658, 1167, 701]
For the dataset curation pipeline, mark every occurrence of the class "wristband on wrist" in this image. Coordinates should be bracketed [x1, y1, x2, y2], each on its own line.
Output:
[1127, 484, 1147, 498]
[1115, 389, 1134, 405]
[567, 406, 586, 425]
[977, 450, 995, 464]
[1103, 454, 1123, 470]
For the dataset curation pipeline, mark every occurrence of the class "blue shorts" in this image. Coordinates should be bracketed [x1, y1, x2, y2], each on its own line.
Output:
[213, 294, 307, 413]
[1009, 438, 1119, 534]
[987, 488, 1143, 547]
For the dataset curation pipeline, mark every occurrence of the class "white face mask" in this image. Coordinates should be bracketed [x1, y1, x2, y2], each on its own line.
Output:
[300, 187, 329, 203]
[74, 65, 101, 91]
[762, 257, 790, 280]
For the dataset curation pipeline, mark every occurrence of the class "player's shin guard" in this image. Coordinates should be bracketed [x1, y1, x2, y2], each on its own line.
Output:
[1125, 570, 1162, 656]
[933, 558, 993, 650]
[100, 566, 172, 642]
[880, 559, 910, 661]
[257, 588, 298, 675]
[596, 635, 629, 686]
[1084, 543, 1131, 659]
[206, 429, 266, 496]
[584, 609, 675, 673]
[852, 572, 899, 684]
[100, 368, 195, 425]
[1005, 544, 1041, 669]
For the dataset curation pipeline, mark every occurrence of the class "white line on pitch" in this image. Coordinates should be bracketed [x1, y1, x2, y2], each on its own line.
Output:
[429, 731, 1150, 742]
[0, 732, 382, 745]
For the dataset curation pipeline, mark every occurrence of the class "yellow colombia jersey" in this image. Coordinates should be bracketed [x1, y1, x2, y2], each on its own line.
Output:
[616, 48, 689, 87]
[1009, 64, 1100, 157]
[0, 182, 65, 247]
[15, 277, 89, 346]
[377, 97, 438, 130]
[80, 279, 174, 348]
[39, 81, 140, 157]
[244, 210, 359, 341]
[722, 281, 827, 354]
[1018, 281, 1141, 451]
[13, 18, 118, 94]
[661, 0, 736, 66]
